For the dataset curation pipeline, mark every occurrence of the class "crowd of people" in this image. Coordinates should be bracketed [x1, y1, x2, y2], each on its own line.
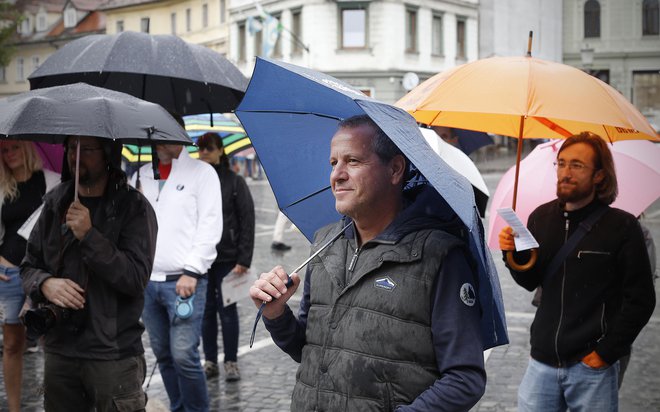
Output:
[0, 114, 656, 412]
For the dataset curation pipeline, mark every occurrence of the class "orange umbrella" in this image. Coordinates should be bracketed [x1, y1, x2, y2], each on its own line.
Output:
[396, 54, 659, 207]
[396, 46, 659, 269]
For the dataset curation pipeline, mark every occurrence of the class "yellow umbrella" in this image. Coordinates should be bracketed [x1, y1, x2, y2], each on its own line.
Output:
[396, 48, 659, 269]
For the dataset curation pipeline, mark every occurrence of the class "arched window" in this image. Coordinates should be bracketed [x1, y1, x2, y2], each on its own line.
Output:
[643, 0, 659, 35]
[584, 0, 601, 38]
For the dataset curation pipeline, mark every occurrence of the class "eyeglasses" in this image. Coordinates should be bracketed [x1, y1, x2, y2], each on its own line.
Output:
[553, 160, 595, 172]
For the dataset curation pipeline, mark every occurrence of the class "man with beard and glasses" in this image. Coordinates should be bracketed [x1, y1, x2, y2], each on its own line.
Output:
[499, 132, 655, 412]
[21, 136, 158, 411]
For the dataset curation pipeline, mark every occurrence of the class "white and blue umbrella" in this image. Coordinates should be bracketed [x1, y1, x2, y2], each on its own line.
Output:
[236, 57, 508, 349]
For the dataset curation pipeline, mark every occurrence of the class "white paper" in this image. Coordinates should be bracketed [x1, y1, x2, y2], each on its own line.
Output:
[496, 207, 539, 251]
[18, 204, 44, 241]
[221, 271, 253, 307]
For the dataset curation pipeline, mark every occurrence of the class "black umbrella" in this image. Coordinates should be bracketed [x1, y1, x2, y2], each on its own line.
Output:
[0, 83, 191, 199]
[28, 31, 248, 116]
[0, 83, 191, 145]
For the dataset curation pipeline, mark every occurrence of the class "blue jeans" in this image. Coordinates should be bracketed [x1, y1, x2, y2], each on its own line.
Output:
[202, 261, 239, 364]
[518, 357, 619, 412]
[142, 278, 208, 412]
[0, 264, 25, 325]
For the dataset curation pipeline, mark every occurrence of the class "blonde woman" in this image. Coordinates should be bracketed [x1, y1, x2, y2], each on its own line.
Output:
[0, 140, 58, 412]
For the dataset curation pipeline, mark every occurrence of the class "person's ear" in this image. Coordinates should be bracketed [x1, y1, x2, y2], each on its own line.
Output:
[593, 169, 605, 185]
[390, 155, 406, 185]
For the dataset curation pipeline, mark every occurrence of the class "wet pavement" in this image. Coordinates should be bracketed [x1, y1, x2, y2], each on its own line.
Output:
[2, 150, 659, 411]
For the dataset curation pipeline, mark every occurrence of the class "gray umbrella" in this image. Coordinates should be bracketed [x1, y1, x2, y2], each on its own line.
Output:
[0, 82, 191, 145]
[28, 31, 248, 116]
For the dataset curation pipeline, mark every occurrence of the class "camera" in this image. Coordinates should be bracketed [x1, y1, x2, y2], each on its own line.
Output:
[23, 304, 86, 338]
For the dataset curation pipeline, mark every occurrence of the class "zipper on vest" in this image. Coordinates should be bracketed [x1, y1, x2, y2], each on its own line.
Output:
[554, 213, 570, 366]
[348, 246, 361, 273]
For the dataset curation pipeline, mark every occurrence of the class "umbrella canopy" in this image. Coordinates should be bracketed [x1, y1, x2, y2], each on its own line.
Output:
[453, 128, 495, 155]
[0, 83, 191, 145]
[121, 113, 250, 164]
[236, 57, 507, 349]
[397, 55, 659, 143]
[419, 127, 489, 217]
[486, 139, 660, 249]
[28, 31, 248, 115]
[33, 142, 64, 173]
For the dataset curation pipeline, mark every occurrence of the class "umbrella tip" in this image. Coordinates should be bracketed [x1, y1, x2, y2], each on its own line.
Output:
[526, 31, 533, 57]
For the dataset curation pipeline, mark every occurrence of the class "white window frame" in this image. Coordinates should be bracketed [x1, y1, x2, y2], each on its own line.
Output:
[64, 7, 77, 28]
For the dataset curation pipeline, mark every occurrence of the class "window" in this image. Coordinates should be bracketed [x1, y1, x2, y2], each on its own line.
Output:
[432, 13, 443, 55]
[32, 56, 40, 72]
[64, 8, 76, 28]
[238, 22, 246, 61]
[0, 66, 6, 83]
[633, 71, 660, 116]
[340, 6, 367, 49]
[405, 7, 417, 53]
[456, 18, 466, 59]
[643, 0, 659, 35]
[16, 58, 24, 82]
[220, 0, 226, 23]
[584, 0, 601, 38]
[116, 20, 124, 32]
[186, 8, 191, 32]
[19, 17, 30, 34]
[140, 17, 150, 33]
[291, 9, 303, 54]
[171, 13, 176, 34]
[202, 4, 208, 28]
[36, 12, 47, 32]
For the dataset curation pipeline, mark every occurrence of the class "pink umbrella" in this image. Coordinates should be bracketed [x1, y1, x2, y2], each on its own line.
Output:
[486, 139, 660, 249]
[33, 142, 64, 173]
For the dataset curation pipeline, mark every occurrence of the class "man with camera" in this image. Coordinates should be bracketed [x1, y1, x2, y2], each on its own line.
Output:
[21, 136, 158, 412]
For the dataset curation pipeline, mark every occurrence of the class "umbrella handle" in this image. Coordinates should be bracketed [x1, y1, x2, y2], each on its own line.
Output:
[505, 249, 538, 272]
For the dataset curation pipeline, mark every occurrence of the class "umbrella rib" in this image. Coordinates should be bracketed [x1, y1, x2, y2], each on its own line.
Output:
[237, 109, 343, 121]
[284, 185, 332, 209]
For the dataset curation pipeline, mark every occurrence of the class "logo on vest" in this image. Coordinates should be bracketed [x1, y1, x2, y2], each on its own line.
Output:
[374, 276, 396, 291]
[176, 184, 185, 191]
[460, 283, 476, 307]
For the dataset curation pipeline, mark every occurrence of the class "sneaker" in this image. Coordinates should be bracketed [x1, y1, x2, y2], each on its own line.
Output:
[271, 241, 292, 251]
[224, 361, 241, 382]
[204, 361, 219, 379]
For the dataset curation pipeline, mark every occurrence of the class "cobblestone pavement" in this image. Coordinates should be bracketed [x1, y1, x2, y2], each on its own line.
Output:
[2, 152, 659, 411]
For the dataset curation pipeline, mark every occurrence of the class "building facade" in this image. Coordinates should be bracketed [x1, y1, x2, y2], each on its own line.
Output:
[229, 0, 480, 103]
[102, 0, 231, 55]
[0, 0, 106, 97]
[563, 0, 660, 128]
[479, 0, 563, 61]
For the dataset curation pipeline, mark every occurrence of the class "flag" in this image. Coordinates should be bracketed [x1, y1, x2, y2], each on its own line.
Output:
[247, 16, 262, 35]
[254, 2, 281, 57]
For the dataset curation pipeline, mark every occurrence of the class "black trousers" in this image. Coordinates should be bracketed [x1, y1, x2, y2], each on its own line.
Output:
[44, 352, 146, 412]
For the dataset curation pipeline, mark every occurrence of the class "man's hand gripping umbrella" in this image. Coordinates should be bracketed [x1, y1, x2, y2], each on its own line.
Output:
[249, 221, 353, 347]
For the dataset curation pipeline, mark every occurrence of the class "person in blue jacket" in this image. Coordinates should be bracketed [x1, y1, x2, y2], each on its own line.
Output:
[250, 115, 486, 411]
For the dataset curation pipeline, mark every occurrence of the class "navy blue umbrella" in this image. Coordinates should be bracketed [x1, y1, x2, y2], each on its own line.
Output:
[454, 128, 495, 155]
[236, 57, 508, 349]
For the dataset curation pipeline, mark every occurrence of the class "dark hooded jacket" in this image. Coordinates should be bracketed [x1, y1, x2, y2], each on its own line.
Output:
[21, 140, 158, 360]
[264, 186, 486, 411]
[212, 162, 255, 267]
[508, 199, 655, 366]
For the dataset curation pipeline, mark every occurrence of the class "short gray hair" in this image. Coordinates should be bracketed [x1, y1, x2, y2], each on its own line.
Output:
[337, 115, 403, 164]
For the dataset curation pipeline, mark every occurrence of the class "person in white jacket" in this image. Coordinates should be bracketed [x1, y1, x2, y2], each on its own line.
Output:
[130, 140, 222, 412]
